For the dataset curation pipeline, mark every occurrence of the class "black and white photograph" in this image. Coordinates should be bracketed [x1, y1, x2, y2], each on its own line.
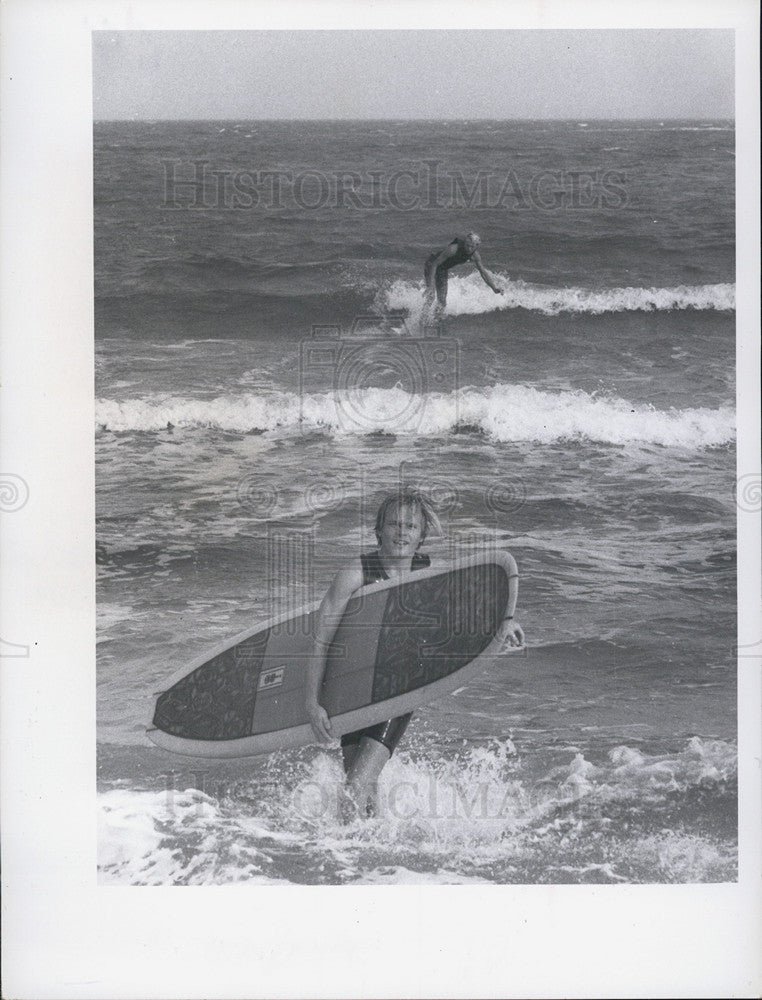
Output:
[2, 1, 760, 997]
[94, 26, 739, 886]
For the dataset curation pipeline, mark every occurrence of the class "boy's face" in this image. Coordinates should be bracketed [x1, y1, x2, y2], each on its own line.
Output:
[379, 502, 425, 557]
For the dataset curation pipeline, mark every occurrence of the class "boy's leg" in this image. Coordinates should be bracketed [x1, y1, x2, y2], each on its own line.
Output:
[341, 743, 359, 775]
[423, 261, 436, 310]
[342, 737, 390, 821]
[435, 269, 448, 308]
[339, 715, 412, 821]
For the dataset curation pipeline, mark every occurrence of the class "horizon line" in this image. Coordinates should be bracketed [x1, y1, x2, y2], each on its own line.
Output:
[93, 115, 736, 124]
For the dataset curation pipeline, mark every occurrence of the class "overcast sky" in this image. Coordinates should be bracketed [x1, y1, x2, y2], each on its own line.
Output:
[92, 30, 734, 120]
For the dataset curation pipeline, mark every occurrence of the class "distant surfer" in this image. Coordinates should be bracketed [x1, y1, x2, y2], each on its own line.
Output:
[423, 232, 504, 317]
[305, 486, 524, 822]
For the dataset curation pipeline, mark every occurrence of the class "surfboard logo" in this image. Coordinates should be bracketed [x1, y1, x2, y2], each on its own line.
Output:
[258, 666, 285, 691]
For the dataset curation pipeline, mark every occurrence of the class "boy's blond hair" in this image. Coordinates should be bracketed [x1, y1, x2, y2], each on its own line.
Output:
[373, 487, 442, 548]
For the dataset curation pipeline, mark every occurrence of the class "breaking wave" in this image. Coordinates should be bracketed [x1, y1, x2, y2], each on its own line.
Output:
[96, 383, 734, 448]
[382, 276, 735, 319]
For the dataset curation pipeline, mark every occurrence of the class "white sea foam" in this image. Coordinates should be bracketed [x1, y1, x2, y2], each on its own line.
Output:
[97, 737, 736, 885]
[354, 867, 492, 884]
[95, 383, 735, 448]
[382, 275, 735, 318]
[98, 787, 291, 885]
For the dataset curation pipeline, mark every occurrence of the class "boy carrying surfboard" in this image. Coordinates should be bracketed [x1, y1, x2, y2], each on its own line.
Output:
[305, 487, 524, 821]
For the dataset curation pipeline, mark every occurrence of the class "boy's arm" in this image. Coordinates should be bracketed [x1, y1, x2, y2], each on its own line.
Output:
[305, 564, 364, 742]
[496, 551, 524, 649]
[471, 250, 504, 294]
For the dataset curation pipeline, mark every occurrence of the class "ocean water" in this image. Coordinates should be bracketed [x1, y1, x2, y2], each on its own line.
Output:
[95, 119, 736, 885]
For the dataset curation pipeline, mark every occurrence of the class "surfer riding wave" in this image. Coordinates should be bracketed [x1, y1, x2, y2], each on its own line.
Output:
[424, 232, 504, 317]
[305, 486, 524, 821]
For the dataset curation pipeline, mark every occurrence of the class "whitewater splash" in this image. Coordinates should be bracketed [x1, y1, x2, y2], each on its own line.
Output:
[96, 383, 734, 448]
[381, 275, 735, 320]
[97, 737, 737, 885]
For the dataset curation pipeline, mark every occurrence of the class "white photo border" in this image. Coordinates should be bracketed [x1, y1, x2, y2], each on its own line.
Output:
[1, 1, 759, 998]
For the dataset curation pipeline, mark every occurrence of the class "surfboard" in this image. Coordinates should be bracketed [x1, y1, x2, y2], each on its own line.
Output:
[147, 551, 522, 758]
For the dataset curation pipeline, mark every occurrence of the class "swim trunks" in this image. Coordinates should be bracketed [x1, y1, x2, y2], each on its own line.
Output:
[424, 237, 476, 306]
[339, 549, 431, 755]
